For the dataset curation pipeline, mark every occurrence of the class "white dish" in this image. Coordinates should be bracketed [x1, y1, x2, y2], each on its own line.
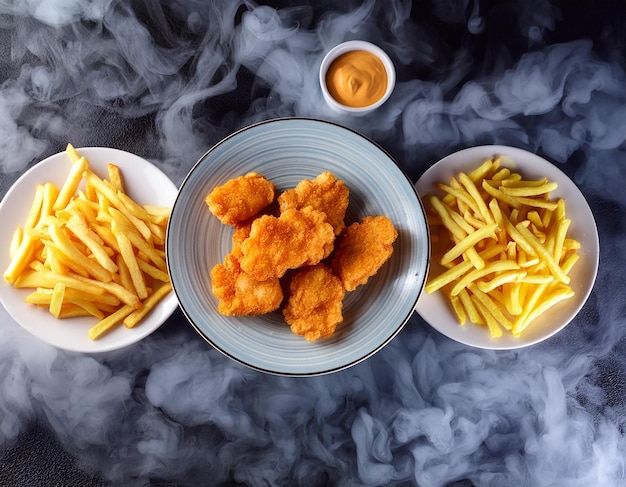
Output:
[414, 145, 599, 350]
[167, 118, 430, 376]
[0, 147, 179, 353]
[319, 40, 396, 115]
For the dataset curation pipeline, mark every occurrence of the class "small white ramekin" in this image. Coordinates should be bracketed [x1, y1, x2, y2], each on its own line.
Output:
[319, 40, 396, 116]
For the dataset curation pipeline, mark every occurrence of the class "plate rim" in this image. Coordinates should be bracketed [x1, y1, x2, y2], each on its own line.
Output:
[166, 117, 430, 376]
[0, 146, 179, 353]
[414, 144, 599, 350]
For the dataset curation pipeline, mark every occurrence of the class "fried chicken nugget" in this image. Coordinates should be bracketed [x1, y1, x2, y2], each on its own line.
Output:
[331, 215, 398, 291]
[210, 254, 283, 316]
[230, 218, 254, 260]
[205, 172, 275, 225]
[283, 263, 345, 341]
[239, 207, 335, 280]
[277, 171, 349, 235]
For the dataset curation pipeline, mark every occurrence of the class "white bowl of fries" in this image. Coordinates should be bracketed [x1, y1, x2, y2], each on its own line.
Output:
[0, 146, 179, 353]
[415, 145, 599, 349]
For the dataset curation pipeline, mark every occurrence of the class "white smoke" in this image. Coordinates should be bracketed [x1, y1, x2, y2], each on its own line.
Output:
[1, 0, 625, 485]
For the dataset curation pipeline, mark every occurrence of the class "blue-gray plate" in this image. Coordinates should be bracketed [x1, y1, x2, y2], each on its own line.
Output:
[166, 118, 429, 375]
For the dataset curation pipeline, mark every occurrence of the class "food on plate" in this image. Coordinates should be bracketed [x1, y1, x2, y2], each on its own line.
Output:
[239, 207, 335, 280]
[277, 171, 349, 235]
[3, 144, 172, 340]
[210, 254, 283, 316]
[205, 172, 275, 225]
[283, 263, 345, 341]
[423, 156, 580, 338]
[206, 172, 398, 341]
[325, 50, 388, 108]
[230, 218, 254, 260]
[331, 215, 398, 291]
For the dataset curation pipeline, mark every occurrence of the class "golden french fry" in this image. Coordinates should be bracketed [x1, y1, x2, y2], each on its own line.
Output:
[49, 282, 66, 318]
[514, 222, 570, 284]
[108, 163, 124, 192]
[440, 223, 498, 266]
[117, 191, 167, 225]
[142, 204, 169, 215]
[424, 156, 580, 339]
[65, 143, 82, 163]
[468, 283, 512, 331]
[47, 222, 112, 282]
[425, 244, 505, 294]
[109, 208, 165, 269]
[24, 184, 45, 229]
[450, 260, 520, 297]
[112, 220, 147, 300]
[58, 304, 95, 319]
[9, 227, 23, 259]
[88, 304, 135, 340]
[459, 172, 494, 224]
[449, 294, 466, 325]
[124, 283, 172, 328]
[44, 242, 90, 278]
[36, 183, 60, 228]
[482, 180, 522, 209]
[3, 234, 41, 284]
[53, 156, 88, 211]
[472, 296, 503, 338]
[500, 182, 557, 196]
[136, 258, 169, 282]
[438, 183, 481, 215]
[457, 287, 483, 325]
[477, 270, 526, 294]
[66, 214, 118, 273]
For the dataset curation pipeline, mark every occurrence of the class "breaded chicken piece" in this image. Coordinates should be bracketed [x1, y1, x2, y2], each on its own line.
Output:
[210, 254, 283, 316]
[230, 218, 254, 260]
[283, 263, 345, 341]
[239, 207, 335, 280]
[205, 172, 275, 225]
[331, 215, 398, 291]
[278, 171, 349, 235]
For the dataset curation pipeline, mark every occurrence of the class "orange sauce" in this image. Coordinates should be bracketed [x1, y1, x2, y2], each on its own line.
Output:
[325, 50, 388, 108]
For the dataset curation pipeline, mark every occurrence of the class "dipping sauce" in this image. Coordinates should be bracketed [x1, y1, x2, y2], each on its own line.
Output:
[325, 50, 388, 108]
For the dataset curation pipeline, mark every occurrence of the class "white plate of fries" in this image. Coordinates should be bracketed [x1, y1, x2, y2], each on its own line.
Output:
[415, 145, 599, 349]
[0, 146, 179, 353]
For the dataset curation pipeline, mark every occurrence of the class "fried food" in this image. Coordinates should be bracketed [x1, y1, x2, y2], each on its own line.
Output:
[206, 171, 397, 341]
[230, 218, 254, 259]
[278, 171, 349, 235]
[210, 254, 283, 316]
[331, 215, 398, 291]
[3, 144, 172, 341]
[423, 156, 579, 338]
[205, 172, 275, 225]
[239, 207, 335, 280]
[283, 263, 345, 341]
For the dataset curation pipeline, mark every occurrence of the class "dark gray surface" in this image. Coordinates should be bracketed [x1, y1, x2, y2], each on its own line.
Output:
[1, 1, 625, 485]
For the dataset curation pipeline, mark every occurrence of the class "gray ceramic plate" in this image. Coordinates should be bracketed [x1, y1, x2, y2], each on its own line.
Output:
[166, 118, 430, 375]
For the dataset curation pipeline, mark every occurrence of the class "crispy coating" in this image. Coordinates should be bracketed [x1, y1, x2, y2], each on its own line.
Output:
[278, 171, 349, 235]
[205, 172, 275, 225]
[331, 215, 398, 291]
[210, 254, 283, 316]
[283, 263, 345, 341]
[239, 207, 335, 281]
[230, 218, 254, 260]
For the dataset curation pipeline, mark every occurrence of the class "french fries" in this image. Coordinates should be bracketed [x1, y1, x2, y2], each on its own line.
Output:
[424, 156, 580, 338]
[3, 144, 172, 341]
